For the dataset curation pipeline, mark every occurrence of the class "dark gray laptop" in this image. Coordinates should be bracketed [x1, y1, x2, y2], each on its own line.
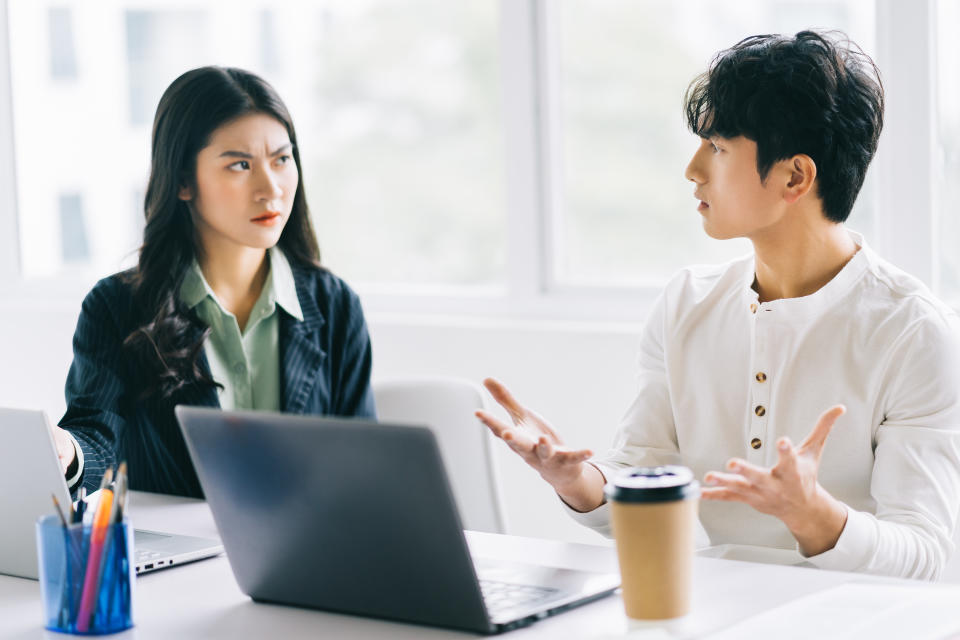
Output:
[175, 406, 619, 634]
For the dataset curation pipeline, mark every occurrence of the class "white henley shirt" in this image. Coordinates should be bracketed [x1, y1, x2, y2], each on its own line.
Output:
[568, 231, 960, 580]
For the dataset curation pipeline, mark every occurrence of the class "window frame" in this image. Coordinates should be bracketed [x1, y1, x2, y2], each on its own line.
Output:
[0, 0, 946, 323]
[0, 0, 20, 279]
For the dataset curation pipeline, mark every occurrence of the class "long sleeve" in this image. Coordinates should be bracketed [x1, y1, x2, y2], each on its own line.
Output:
[564, 291, 682, 536]
[805, 314, 960, 580]
[59, 277, 132, 495]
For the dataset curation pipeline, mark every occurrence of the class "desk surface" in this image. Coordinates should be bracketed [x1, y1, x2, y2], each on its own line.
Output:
[2, 492, 959, 639]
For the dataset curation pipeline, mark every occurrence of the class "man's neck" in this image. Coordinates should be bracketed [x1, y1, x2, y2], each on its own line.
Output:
[750, 217, 858, 303]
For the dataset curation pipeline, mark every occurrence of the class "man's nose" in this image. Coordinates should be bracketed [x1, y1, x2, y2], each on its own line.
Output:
[684, 147, 706, 185]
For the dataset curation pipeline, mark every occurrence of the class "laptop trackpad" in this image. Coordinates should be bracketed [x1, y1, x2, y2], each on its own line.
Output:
[474, 558, 619, 625]
[475, 557, 585, 589]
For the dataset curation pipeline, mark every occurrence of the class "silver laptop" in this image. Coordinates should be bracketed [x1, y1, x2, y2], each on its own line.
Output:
[0, 408, 223, 580]
[176, 406, 620, 634]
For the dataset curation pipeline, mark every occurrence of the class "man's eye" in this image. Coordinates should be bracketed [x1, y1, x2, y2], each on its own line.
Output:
[710, 142, 721, 153]
[228, 160, 251, 171]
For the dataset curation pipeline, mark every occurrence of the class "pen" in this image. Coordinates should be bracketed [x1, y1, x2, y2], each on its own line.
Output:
[110, 462, 127, 524]
[75, 468, 114, 633]
[74, 487, 87, 524]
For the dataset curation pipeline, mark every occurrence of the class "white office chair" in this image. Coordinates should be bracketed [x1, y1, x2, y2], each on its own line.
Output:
[372, 377, 507, 534]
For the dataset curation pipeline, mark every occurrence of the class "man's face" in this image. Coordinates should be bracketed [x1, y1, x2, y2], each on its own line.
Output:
[684, 136, 787, 240]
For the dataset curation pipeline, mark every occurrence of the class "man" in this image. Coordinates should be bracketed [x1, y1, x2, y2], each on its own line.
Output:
[477, 31, 960, 580]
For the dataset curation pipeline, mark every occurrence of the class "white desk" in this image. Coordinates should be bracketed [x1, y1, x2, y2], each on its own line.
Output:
[2, 492, 959, 639]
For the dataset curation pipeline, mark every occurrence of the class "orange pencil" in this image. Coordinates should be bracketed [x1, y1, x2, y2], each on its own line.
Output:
[75, 472, 114, 632]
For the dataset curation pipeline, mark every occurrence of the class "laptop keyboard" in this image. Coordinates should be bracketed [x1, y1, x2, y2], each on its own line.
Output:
[479, 579, 561, 616]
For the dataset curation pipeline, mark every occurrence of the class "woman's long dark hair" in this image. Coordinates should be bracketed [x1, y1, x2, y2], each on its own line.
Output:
[124, 66, 320, 401]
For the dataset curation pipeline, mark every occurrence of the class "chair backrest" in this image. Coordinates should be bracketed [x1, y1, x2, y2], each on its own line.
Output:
[372, 377, 506, 534]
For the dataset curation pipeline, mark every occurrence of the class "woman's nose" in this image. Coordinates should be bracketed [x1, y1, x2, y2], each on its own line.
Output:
[255, 168, 284, 201]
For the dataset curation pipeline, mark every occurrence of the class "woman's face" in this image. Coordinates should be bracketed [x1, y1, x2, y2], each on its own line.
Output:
[180, 113, 299, 253]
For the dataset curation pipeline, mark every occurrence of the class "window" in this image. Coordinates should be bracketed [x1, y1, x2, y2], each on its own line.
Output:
[937, 0, 960, 302]
[0, 1, 954, 319]
[6, 0, 505, 287]
[551, 0, 876, 287]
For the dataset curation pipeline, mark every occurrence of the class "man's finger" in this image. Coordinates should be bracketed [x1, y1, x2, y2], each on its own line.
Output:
[502, 429, 537, 456]
[723, 458, 767, 483]
[475, 409, 513, 439]
[703, 471, 753, 492]
[799, 405, 846, 452]
[553, 448, 594, 465]
[772, 437, 798, 478]
[701, 487, 749, 503]
[482, 378, 527, 423]
[535, 436, 553, 460]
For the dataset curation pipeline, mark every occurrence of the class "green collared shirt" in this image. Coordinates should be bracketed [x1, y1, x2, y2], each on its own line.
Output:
[179, 247, 303, 411]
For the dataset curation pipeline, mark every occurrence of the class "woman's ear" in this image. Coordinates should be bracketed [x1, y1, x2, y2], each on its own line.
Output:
[178, 185, 193, 201]
[783, 155, 817, 204]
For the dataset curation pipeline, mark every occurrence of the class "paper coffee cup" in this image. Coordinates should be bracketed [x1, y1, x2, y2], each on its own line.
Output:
[604, 466, 699, 620]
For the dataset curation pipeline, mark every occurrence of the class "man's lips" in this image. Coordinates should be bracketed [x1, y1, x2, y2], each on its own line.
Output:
[697, 200, 709, 212]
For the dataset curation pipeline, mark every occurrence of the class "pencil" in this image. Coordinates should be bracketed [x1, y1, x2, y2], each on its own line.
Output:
[75, 469, 114, 632]
[51, 494, 73, 628]
[51, 494, 69, 529]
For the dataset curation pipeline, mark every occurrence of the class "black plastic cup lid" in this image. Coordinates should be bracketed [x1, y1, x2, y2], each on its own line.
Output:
[604, 465, 699, 503]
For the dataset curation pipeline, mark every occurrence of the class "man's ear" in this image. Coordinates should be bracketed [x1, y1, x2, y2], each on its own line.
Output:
[783, 155, 817, 204]
[178, 184, 193, 201]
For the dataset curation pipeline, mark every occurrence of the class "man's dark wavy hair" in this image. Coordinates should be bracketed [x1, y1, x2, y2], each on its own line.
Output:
[684, 30, 884, 223]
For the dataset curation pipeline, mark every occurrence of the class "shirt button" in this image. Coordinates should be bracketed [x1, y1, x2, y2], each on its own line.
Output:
[750, 303, 758, 313]
[755, 372, 767, 383]
[755, 405, 766, 417]
[233, 363, 245, 375]
[750, 437, 762, 450]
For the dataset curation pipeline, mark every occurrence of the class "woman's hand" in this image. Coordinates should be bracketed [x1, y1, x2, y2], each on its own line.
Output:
[51, 426, 77, 474]
[475, 377, 605, 512]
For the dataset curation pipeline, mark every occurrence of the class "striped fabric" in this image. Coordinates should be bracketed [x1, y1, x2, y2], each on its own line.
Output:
[59, 263, 376, 498]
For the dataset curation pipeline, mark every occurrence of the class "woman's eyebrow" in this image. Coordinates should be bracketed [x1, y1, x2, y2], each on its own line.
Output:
[218, 143, 291, 159]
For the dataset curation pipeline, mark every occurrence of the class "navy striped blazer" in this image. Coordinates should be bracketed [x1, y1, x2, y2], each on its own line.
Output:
[60, 263, 376, 498]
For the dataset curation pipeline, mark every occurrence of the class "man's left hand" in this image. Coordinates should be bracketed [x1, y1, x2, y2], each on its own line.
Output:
[702, 405, 849, 556]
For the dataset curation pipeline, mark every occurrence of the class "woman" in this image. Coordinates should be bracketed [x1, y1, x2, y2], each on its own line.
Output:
[52, 67, 376, 497]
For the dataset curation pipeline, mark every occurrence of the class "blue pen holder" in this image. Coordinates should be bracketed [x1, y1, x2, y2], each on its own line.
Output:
[36, 514, 135, 635]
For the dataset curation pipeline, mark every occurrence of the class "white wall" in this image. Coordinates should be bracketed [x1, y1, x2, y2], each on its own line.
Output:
[368, 314, 642, 545]
[0, 294, 644, 546]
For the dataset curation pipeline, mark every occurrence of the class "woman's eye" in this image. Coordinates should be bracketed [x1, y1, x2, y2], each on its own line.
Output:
[228, 160, 251, 171]
[276, 155, 291, 166]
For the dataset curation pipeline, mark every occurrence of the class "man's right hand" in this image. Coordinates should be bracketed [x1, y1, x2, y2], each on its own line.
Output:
[475, 377, 606, 513]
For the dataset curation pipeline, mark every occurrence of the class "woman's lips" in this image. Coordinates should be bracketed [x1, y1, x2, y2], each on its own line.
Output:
[697, 201, 710, 212]
[251, 212, 282, 226]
